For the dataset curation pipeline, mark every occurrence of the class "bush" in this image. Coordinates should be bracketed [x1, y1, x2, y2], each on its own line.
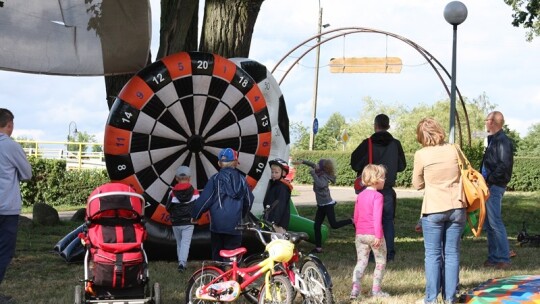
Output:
[20, 158, 109, 207]
[291, 150, 540, 192]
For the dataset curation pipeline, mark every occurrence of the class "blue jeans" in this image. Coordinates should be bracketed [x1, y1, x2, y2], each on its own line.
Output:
[172, 224, 194, 266]
[422, 208, 466, 303]
[484, 185, 510, 263]
[380, 188, 396, 259]
[0, 215, 19, 284]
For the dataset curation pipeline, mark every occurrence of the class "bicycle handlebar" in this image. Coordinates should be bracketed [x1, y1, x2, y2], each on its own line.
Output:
[235, 221, 309, 246]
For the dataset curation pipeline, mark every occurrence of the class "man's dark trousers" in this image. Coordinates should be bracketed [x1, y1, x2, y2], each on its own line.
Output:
[0, 215, 19, 284]
[380, 188, 396, 261]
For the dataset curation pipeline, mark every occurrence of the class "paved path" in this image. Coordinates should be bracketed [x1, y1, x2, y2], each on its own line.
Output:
[22, 185, 423, 220]
[292, 185, 423, 206]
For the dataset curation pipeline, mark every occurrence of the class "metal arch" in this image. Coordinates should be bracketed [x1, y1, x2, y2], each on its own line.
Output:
[272, 27, 471, 146]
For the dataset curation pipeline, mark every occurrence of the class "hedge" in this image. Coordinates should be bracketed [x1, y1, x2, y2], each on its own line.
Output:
[290, 151, 540, 192]
[18, 151, 539, 208]
[20, 157, 109, 207]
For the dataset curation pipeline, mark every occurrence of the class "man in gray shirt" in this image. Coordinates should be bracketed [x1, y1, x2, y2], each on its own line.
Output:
[0, 108, 32, 293]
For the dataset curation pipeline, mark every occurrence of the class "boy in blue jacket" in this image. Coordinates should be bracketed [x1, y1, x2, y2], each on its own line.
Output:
[191, 148, 254, 261]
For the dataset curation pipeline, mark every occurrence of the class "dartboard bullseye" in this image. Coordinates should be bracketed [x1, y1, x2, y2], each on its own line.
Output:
[104, 52, 271, 224]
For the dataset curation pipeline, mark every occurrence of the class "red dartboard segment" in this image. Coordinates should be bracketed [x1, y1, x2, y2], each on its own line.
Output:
[104, 51, 271, 222]
[256, 132, 272, 156]
[117, 76, 154, 110]
[245, 85, 266, 113]
[212, 55, 237, 82]
[160, 52, 193, 80]
[104, 126, 132, 156]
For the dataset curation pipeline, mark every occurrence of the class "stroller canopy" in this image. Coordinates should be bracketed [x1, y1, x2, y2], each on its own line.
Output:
[86, 183, 145, 220]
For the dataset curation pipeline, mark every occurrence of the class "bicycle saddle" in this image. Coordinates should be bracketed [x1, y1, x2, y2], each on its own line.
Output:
[287, 231, 309, 244]
[220, 247, 247, 258]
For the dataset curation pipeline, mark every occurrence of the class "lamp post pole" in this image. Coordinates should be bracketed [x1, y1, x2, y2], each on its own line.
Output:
[309, 6, 324, 151]
[444, 1, 467, 144]
[67, 121, 78, 153]
[67, 121, 78, 142]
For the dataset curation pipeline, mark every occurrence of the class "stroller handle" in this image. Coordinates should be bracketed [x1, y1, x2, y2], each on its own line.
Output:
[87, 191, 145, 205]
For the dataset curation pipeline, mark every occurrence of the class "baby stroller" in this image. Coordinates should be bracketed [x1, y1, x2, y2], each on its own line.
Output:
[74, 183, 160, 304]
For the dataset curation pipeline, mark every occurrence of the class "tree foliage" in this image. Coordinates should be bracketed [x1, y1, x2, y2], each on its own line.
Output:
[517, 122, 540, 156]
[290, 121, 309, 150]
[504, 0, 540, 41]
[14, 136, 36, 149]
[67, 131, 97, 152]
[289, 94, 530, 156]
[290, 113, 349, 151]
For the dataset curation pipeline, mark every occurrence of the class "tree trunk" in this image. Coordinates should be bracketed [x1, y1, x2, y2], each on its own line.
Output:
[199, 0, 264, 58]
[104, 74, 136, 109]
[156, 0, 199, 59]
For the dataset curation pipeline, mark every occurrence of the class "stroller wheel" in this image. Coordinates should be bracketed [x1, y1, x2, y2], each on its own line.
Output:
[153, 282, 161, 304]
[74, 285, 82, 304]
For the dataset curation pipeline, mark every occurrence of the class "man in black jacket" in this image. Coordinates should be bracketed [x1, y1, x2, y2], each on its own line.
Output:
[481, 111, 514, 270]
[350, 114, 406, 261]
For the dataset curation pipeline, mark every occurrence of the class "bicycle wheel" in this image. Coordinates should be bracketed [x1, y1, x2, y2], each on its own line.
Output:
[258, 274, 295, 304]
[185, 268, 224, 304]
[300, 260, 334, 304]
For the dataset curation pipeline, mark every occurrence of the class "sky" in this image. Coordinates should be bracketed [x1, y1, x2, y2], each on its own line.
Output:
[3, 0, 539, 144]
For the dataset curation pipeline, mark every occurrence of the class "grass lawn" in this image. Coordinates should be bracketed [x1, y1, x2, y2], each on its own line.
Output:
[2, 191, 539, 303]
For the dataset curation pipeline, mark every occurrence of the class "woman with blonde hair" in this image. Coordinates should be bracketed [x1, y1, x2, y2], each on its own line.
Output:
[412, 118, 466, 304]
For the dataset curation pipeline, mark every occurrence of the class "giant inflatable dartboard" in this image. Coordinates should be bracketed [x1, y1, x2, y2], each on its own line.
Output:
[104, 52, 272, 224]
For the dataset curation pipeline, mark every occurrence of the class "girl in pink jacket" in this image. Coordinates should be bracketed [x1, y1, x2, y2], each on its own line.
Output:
[350, 164, 389, 300]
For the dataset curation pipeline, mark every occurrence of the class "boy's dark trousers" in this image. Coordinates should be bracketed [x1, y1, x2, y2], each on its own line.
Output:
[210, 232, 242, 262]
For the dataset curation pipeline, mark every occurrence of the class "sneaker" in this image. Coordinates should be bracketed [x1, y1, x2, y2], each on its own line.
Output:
[310, 247, 323, 254]
[483, 260, 496, 267]
[350, 283, 360, 299]
[178, 264, 186, 273]
[0, 295, 13, 303]
[495, 262, 511, 270]
[371, 290, 390, 298]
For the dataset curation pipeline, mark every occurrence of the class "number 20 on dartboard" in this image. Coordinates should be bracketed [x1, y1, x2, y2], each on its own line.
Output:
[196, 60, 209, 70]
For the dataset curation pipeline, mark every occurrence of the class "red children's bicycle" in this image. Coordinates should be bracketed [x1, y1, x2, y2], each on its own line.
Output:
[185, 223, 295, 304]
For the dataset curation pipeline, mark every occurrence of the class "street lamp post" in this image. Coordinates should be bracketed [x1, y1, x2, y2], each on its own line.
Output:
[309, 3, 330, 151]
[67, 121, 78, 142]
[444, 1, 467, 144]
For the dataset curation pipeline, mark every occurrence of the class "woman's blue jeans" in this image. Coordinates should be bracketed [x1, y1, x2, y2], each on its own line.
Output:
[422, 208, 466, 303]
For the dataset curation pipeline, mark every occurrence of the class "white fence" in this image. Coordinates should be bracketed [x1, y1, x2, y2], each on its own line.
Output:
[18, 140, 105, 170]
